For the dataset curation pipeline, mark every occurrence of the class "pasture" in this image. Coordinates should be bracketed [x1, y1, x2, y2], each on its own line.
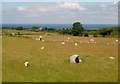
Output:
[0, 28, 2, 83]
[2, 30, 119, 82]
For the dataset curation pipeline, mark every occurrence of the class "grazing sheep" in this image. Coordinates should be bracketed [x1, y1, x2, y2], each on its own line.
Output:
[90, 39, 94, 42]
[41, 47, 44, 50]
[36, 38, 40, 40]
[116, 40, 118, 42]
[24, 61, 29, 67]
[61, 42, 65, 44]
[75, 43, 78, 46]
[68, 37, 70, 40]
[79, 59, 82, 62]
[39, 36, 42, 41]
[109, 57, 115, 59]
[10, 33, 15, 36]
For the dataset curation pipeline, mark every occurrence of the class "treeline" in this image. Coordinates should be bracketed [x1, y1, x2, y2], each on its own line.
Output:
[2, 22, 120, 37]
[55, 27, 119, 37]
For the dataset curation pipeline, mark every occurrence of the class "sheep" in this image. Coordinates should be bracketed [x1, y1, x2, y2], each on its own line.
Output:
[90, 39, 94, 42]
[75, 43, 78, 46]
[68, 37, 70, 40]
[24, 61, 29, 67]
[116, 39, 118, 42]
[61, 41, 65, 45]
[109, 57, 115, 59]
[10, 33, 15, 36]
[35, 38, 40, 40]
[41, 47, 44, 50]
[39, 36, 42, 41]
[79, 59, 82, 62]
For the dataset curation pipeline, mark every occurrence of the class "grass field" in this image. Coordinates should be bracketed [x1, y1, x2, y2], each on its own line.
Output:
[2, 30, 119, 82]
[0, 29, 2, 83]
[0, 37, 2, 83]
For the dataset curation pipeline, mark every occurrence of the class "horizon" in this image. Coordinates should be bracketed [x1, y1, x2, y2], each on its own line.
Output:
[1, 23, 118, 24]
[2, 23, 118, 29]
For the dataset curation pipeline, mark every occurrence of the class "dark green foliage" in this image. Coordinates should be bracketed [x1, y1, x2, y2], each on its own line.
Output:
[98, 26, 119, 37]
[58, 28, 72, 35]
[72, 22, 84, 36]
[42, 28, 56, 33]
[82, 31, 89, 37]
[2, 23, 119, 38]
[32, 26, 39, 29]
[99, 28, 108, 37]
[16, 26, 24, 30]
[31, 26, 39, 31]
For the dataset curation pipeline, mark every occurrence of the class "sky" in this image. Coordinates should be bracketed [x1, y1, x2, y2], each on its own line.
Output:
[1, 1, 119, 24]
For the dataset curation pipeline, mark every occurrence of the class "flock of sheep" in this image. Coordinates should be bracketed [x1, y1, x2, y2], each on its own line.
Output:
[33, 35, 120, 46]
[3, 34, 118, 67]
[24, 35, 119, 67]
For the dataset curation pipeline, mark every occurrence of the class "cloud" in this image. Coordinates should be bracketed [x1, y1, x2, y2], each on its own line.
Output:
[58, 2, 85, 10]
[16, 3, 86, 17]
[3, 2, 118, 24]
[16, 6, 56, 17]
[113, 0, 119, 5]
[18, 6, 28, 11]
[17, 6, 54, 13]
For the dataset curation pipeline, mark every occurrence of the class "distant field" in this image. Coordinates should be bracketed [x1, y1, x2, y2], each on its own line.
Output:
[2, 30, 119, 82]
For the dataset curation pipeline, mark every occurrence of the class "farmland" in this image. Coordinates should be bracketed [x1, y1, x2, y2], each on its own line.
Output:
[2, 29, 119, 82]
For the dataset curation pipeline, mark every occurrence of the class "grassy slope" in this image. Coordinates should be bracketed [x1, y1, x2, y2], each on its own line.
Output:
[2, 33, 118, 82]
[0, 28, 2, 83]
[0, 37, 2, 83]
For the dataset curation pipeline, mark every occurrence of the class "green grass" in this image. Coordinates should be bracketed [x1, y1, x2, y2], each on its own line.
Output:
[2, 29, 55, 35]
[2, 33, 118, 82]
[0, 37, 2, 83]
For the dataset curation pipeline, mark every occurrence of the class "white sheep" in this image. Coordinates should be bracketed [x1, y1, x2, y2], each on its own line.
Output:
[36, 38, 40, 40]
[41, 47, 44, 50]
[39, 36, 42, 41]
[61, 42, 65, 44]
[79, 59, 82, 62]
[116, 40, 118, 42]
[90, 39, 94, 42]
[75, 43, 78, 46]
[109, 57, 115, 59]
[68, 37, 70, 40]
[24, 61, 29, 67]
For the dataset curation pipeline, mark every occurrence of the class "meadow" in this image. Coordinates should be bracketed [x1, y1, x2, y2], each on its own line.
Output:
[0, 28, 2, 83]
[2, 29, 119, 82]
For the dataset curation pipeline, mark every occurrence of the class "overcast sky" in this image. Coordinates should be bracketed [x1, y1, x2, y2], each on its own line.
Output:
[2, 2, 118, 24]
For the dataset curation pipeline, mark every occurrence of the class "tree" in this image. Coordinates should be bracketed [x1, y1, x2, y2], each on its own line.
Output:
[99, 28, 108, 37]
[72, 22, 84, 36]
[32, 26, 39, 29]
[16, 26, 24, 30]
[31, 26, 39, 31]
